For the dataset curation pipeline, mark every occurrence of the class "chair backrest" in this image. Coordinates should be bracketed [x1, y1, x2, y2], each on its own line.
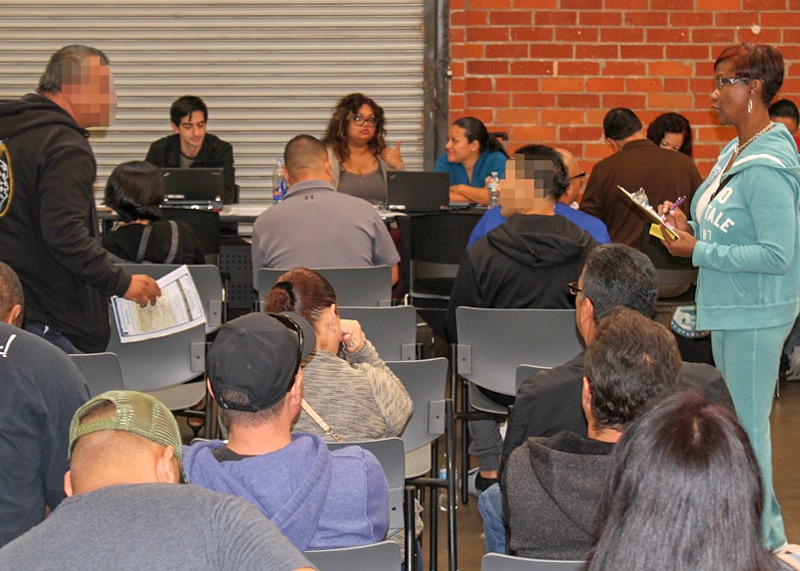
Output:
[117, 263, 223, 331]
[69, 352, 124, 397]
[304, 540, 401, 571]
[403, 212, 481, 266]
[106, 313, 206, 393]
[516, 364, 551, 392]
[328, 437, 405, 532]
[399, 212, 482, 302]
[386, 358, 448, 453]
[340, 305, 417, 361]
[257, 266, 393, 308]
[456, 307, 584, 396]
[481, 553, 585, 571]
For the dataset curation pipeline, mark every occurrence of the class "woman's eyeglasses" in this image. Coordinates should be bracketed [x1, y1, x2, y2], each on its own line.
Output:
[352, 115, 377, 127]
[714, 76, 749, 91]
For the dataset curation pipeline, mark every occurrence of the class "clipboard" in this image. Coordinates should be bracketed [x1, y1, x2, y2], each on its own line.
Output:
[617, 185, 680, 240]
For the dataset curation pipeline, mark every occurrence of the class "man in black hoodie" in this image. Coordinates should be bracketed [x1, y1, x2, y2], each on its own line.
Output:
[0, 45, 159, 353]
[445, 144, 598, 493]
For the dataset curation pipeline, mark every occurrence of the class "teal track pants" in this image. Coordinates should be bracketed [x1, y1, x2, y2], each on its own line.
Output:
[711, 321, 794, 549]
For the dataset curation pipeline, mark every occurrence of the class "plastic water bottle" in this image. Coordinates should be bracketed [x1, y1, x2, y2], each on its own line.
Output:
[438, 464, 458, 511]
[488, 171, 500, 207]
[272, 159, 287, 202]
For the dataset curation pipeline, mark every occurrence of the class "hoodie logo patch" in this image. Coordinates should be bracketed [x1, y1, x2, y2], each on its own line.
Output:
[0, 142, 11, 218]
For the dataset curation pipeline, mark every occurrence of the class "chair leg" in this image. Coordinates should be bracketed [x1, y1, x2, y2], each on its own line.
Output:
[460, 377, 469, 505]
[430, 439, 438, 571]
[446, 399, 458, 571]
[405, 486, 417, 571]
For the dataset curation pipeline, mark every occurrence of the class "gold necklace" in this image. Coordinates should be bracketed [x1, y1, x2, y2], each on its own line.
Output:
[734, 123, 773, 157]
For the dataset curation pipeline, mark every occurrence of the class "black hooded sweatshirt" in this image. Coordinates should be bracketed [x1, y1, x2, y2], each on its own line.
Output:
[0, 94, 130, 352]
[445, 214, 598, 342]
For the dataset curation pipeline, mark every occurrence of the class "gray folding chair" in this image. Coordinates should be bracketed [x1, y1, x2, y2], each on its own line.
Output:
[69, 352, 124, 397]
[117, 263, 224, 332]
[304, 540, 401, 571]
[106, 306, 210, 435]
[257, 266, 393, 308]
[327, 438, 413, 568]
[454, 307, 584, 503]
[340, 305, 418, 361]
[481, 553, 585, 571]
[516, 364, 550, 392]
[387, 358, 457, 571]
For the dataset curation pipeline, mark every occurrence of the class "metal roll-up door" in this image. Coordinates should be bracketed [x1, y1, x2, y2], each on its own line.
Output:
[0, 1, 432, 205]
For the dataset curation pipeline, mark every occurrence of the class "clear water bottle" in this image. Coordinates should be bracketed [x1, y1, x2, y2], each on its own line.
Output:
[272, 159, 287, 202]
[438, 465, 459, 511]
[488, 171, 500, 207]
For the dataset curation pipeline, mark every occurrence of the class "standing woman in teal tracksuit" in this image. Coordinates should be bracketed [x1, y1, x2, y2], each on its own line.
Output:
[661, 43, 800, 550]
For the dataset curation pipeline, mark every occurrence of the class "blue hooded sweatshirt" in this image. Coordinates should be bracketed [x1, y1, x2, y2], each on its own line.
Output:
[689, 123, 800, 331]
[183, 433, 389, 551]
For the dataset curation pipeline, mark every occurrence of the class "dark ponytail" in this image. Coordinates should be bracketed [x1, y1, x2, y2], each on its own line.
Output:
[453, 116, 509, 159]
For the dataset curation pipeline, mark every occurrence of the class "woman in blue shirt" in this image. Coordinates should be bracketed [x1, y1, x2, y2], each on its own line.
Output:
[435, 117, 508, 205]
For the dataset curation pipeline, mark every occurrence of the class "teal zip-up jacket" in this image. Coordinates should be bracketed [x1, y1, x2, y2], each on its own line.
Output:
[689, 123, 800, 331]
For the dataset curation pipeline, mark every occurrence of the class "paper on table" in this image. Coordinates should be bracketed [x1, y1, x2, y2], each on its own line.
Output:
[617, 185, 680, 240]
[111, 265, 206, 343]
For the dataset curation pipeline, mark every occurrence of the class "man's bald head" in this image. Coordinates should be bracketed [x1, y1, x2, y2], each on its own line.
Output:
[0, 262, 23, 327]
[283, 134, 331, 183]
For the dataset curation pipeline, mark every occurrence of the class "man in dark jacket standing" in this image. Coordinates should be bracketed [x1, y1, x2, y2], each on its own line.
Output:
[0, 45, 159, 353]
[445, 144, 598, 494]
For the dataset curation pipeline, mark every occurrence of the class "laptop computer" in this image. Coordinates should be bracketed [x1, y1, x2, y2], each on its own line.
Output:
[386, 171, 450, 213]
[160, 168, 224, 210]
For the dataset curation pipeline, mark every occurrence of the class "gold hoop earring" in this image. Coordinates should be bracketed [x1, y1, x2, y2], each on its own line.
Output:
[748, 98, 753, 114]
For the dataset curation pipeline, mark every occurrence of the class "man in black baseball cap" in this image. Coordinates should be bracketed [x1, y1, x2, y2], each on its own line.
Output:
[184, 312, 390, 552]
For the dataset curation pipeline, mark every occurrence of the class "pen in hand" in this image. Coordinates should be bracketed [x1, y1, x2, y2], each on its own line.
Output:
[662, 196, 686, 221]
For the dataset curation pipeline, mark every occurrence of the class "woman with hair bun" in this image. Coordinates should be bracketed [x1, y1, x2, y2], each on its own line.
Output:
[435, 116, 508, 205]
[263, 268, 412, 440]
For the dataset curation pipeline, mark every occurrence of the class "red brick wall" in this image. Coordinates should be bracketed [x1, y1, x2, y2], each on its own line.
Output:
[448, 0, 800, 177]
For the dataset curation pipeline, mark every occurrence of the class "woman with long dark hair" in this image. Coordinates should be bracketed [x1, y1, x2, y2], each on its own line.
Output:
[660, 43, 800, 548]
[586, 391, 780, 571]
[435, 116, 508, 205]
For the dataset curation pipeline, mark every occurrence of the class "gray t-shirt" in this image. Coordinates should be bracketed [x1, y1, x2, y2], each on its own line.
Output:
[251, 179, 400, 287]
[0, 483, 313, 571]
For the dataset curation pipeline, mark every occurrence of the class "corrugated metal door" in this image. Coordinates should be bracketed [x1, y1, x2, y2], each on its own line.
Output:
[0, 1, 429, 203]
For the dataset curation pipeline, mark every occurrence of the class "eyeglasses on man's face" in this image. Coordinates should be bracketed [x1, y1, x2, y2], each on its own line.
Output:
[352, 115, 377, 127]
[568, 281, 583, 296]
[713, 76, 749, 91]
[568, 171, 586, 182]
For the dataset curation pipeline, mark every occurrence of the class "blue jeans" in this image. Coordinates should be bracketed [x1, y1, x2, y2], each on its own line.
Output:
[24, 321, 81, 354]
[478, 483, 508, 554]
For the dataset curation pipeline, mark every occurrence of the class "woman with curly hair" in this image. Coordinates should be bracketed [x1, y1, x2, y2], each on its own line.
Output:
[322, 93, 404, 204]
